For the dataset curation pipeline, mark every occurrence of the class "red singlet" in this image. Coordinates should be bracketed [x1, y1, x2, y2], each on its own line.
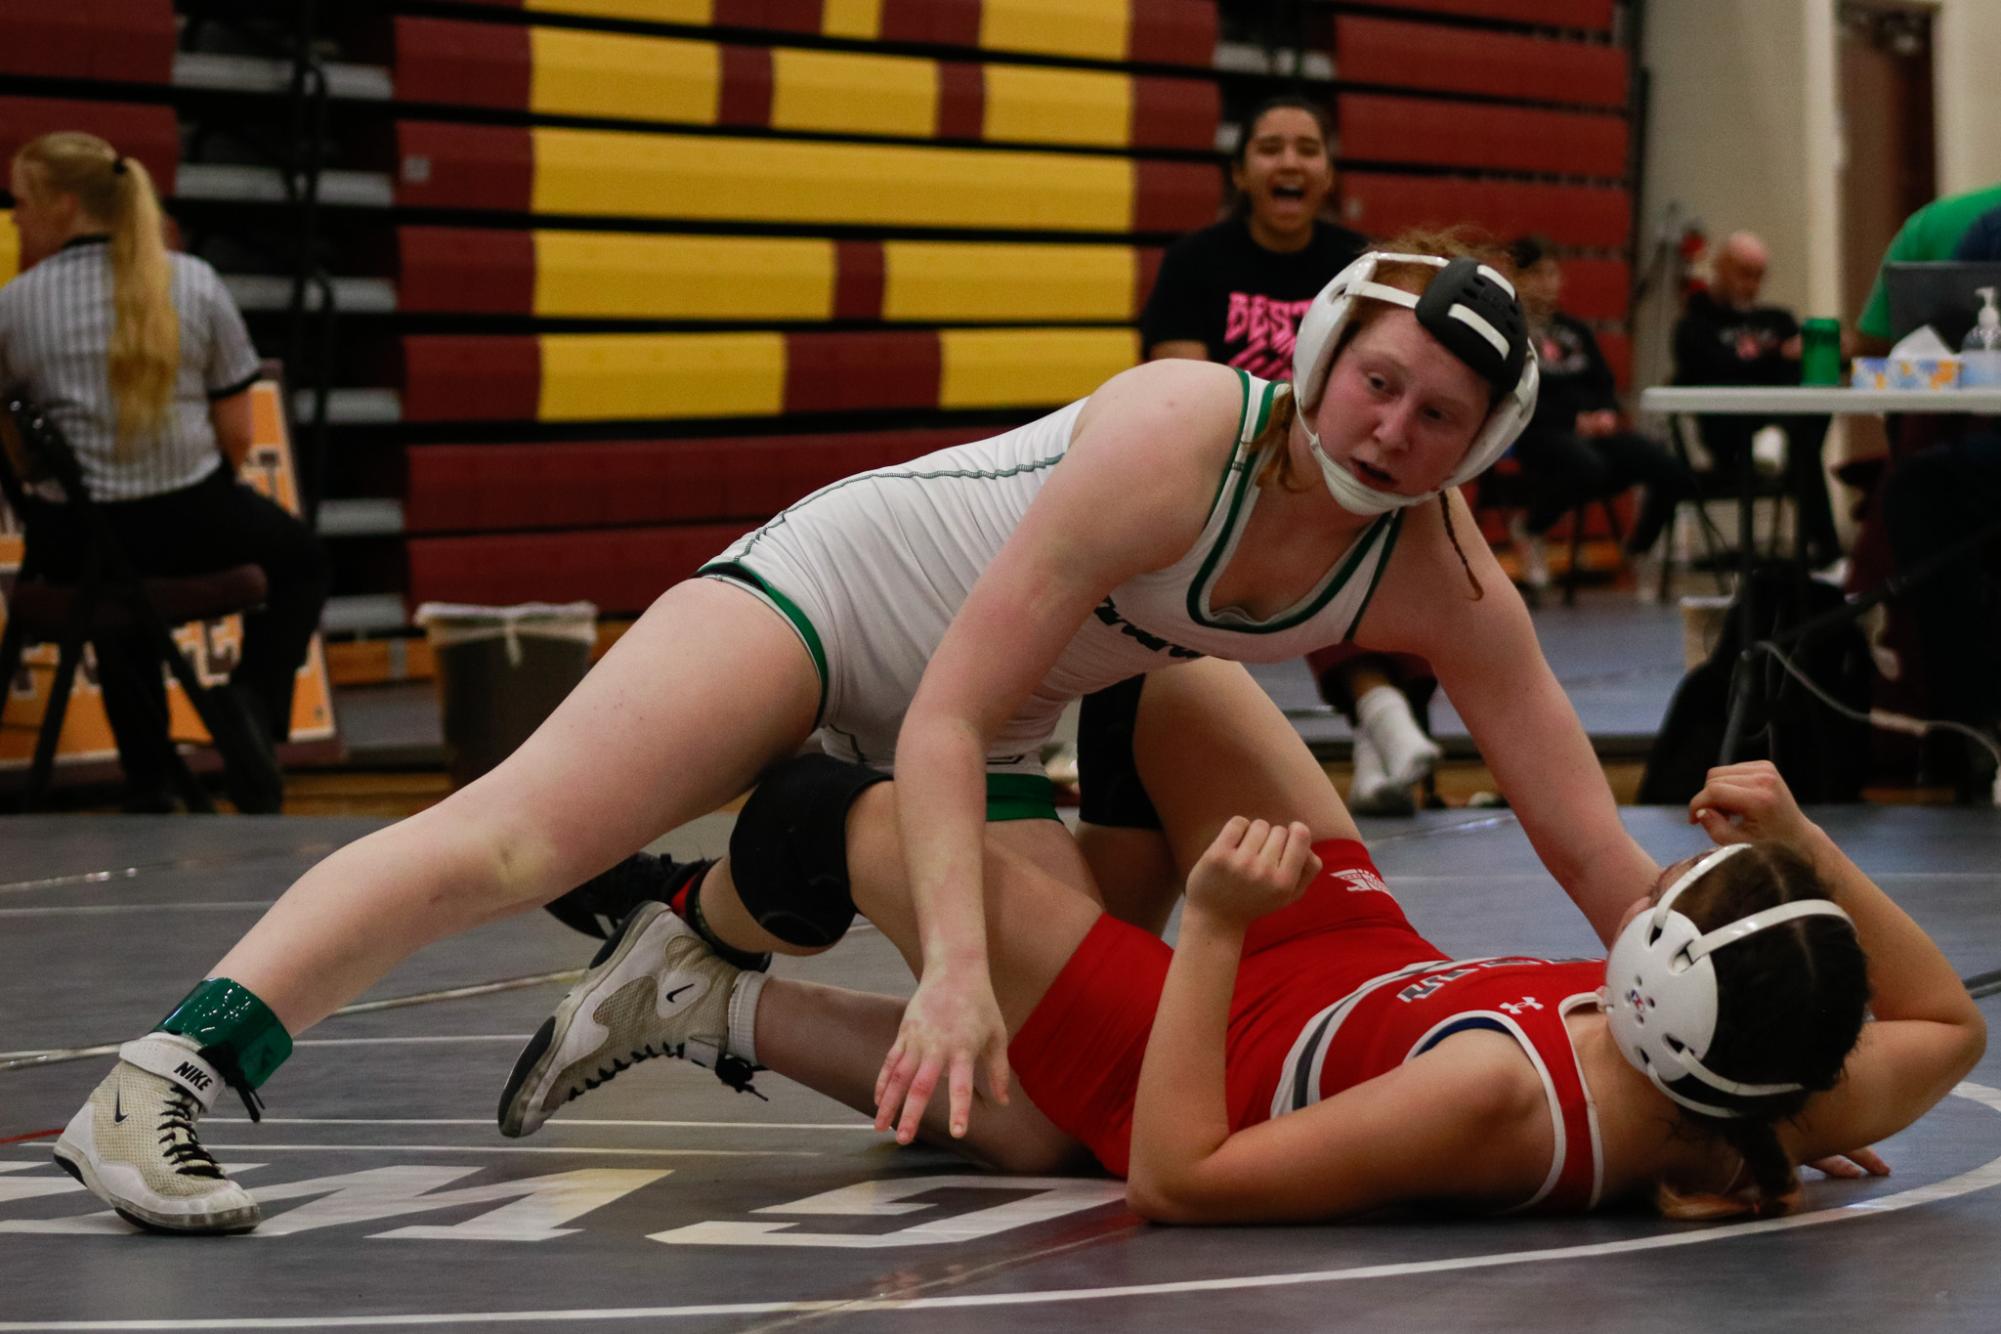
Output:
[1009, 839, 1606, 1212]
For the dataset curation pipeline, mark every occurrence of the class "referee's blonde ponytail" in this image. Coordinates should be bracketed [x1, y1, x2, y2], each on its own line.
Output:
[14, 132, 178, 454]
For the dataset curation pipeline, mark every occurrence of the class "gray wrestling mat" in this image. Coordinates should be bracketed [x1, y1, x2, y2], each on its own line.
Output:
[3, 806, 1999, 1331]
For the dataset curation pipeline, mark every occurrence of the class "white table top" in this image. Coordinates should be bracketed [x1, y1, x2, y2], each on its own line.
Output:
[1641, 386, 2001, 415]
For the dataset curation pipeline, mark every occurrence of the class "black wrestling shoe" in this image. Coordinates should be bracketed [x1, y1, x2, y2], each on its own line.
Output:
[544, 851, 705, 940]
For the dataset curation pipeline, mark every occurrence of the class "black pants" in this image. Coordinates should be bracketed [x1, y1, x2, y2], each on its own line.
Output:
[1884, 429, 2001, 776]
[23, 464, 330, 793]
[1514, 429, 1694, 555]
[1695, 413, 1840, 565]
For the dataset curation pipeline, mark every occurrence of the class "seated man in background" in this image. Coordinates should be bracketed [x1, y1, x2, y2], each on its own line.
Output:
[1672, 231, 1840, 570]
[1505, 236, 1691, 601]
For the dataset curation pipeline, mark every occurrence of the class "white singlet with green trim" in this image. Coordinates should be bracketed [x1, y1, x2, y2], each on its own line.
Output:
[702, 370, 1404, 771]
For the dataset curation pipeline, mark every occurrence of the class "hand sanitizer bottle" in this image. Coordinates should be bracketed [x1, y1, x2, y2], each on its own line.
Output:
[1961, 286, 2001, 387]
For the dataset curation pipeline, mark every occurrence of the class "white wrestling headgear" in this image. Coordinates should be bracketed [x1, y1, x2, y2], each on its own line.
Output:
[1602, 843, 1855, 1119]
[1290, 251, 1540, 516]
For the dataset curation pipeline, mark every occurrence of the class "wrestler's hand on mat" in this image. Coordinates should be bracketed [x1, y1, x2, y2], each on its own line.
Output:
[1185, 817, 1322, 927]
[875, 967, 1011, 1145]
[1806, 1146, 1892, 1179]
[1688, 761, 1821, 852]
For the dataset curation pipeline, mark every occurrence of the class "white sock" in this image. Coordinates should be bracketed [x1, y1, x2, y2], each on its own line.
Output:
[726, 970, 767, 1066]
[1356, 685, 1441, 788]
[1350, 732, 1391, 802]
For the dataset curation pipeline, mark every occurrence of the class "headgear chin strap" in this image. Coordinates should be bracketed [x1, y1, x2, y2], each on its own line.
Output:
[1602, 843, 1855, 1119]
[1290, 251, 1539, 516]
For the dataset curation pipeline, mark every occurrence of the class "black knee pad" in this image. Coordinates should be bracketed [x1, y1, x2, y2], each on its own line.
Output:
[730, 753, 889, 948]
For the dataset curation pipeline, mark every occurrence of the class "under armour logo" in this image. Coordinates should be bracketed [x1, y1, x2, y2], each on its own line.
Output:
[1499, 998, 1544, 1015]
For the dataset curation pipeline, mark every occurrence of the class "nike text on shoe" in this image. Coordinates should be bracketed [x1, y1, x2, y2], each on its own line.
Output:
[53, 1033, 261, 1234]
[498, 902, 759, 1138]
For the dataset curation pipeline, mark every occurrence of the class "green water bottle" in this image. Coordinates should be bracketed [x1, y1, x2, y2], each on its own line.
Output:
[1801, 317, 1842, 386]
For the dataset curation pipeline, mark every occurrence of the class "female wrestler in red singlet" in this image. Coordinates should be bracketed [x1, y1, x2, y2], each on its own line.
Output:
[504, 659, 1982, 1222]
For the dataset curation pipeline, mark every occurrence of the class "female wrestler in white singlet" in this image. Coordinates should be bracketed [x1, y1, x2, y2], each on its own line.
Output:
[56, 234, 1665, 1236]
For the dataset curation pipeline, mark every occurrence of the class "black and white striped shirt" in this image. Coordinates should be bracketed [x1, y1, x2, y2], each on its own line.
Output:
[0, 236, 260, 501]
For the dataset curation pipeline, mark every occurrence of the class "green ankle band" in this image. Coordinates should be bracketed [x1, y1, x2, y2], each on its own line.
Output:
[157, 978, 293, 1088]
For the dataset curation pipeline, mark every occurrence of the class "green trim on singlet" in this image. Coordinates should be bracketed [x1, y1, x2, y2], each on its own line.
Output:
[1181, 464, 1398, 635]
[986, 772, 1060, 822]
[1203, 372, 1273, 520]
[1245, 373, 1276, 440]
[1340, 507, 1406, 642]
[699, 561, 829, 726]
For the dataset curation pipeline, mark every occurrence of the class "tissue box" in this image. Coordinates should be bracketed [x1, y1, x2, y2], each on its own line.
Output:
[1885, 355, 1962, 390]
[1852, 358, 1892, 390]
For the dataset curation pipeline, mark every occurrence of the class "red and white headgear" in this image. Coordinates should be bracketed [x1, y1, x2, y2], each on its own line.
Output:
[1291, 251, 1540, 516]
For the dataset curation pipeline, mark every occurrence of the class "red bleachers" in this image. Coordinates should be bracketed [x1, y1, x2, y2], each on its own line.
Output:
[1557, 258, 1630, 323]
[1341, 173, 1630, 249]
[1337, 94, 1627, 179]
[0, 96, 180, 195]
[404, 430, 983, 533]
[407, 525, 754, 613]
[0, 0, 175, 85]
[419, 0, 1219, 68]
[396, 229, 535, 315]
[1336, 16, 1628, 108]
[1368, 0, 1615, 30]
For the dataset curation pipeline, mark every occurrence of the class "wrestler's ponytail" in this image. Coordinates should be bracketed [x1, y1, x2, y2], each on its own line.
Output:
[13, 132, 178, 455]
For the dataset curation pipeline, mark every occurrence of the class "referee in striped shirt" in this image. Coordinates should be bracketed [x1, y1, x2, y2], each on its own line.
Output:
[2, 131, 327, 811]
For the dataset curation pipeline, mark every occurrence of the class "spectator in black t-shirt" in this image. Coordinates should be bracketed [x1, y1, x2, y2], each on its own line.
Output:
[1139, 98, 1367, 378]
[1129, 97, 1437, 819]
[1505, 236, 1692, 601]
[1671, 231, 1840, 567]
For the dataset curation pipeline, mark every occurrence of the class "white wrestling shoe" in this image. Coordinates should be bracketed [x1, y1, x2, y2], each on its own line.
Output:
[498, 903, 763, 1138]
[53, 1033, 261, 1234]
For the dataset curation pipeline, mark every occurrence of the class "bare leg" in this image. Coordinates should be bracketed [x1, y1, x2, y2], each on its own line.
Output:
[1076, 824, 1180, 936]
[212, 579, 821, 1033]
[754, 977, 1090, 1173]
[1132, 659, 1361, 872]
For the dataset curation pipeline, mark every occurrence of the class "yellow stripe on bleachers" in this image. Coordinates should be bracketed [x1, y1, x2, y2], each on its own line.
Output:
[529, 28, 720, 126]
[539, 332, 787, 421]
[526, 0, 712, 22]
[820, 0, 883, 40]
[770, 49, 937, 140]
[884, 242, 1133, 322]
[531, 129, 1133, 231]
[534, 233, 835, 320]
[982, 66, 1132, 148]
[0, 212, 18, 285]
[980, 0, 1129, 61]
[939, 328, 1139, 409]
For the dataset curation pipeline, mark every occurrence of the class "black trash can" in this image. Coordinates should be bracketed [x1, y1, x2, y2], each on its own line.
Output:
[414, 601, 598, 789]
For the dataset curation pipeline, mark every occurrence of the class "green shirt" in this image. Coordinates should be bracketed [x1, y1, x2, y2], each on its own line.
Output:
[1857, 181, 2001, 338]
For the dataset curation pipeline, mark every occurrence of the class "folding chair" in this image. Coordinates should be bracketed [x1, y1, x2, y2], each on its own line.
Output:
[0, 395, 279, 812]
